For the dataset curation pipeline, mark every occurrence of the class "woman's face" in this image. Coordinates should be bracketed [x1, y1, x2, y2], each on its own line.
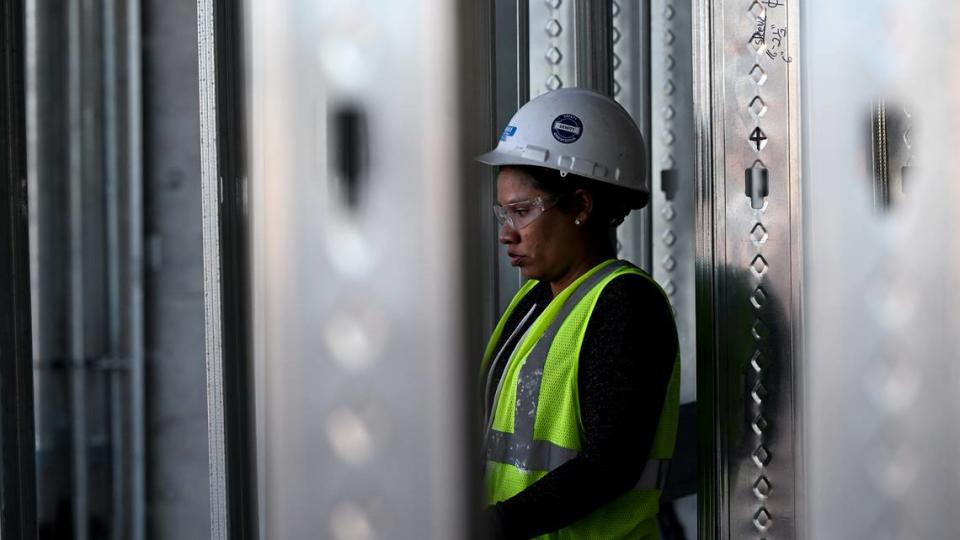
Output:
[496, 168, 579, 282]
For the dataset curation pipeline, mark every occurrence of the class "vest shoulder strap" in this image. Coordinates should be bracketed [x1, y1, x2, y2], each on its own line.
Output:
[480, 278, 540, 375]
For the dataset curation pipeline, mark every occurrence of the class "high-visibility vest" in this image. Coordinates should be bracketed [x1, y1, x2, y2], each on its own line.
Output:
[481, 259, 680, 540]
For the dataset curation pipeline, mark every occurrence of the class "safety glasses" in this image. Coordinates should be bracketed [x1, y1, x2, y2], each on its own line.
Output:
[493, 195, 562, 230]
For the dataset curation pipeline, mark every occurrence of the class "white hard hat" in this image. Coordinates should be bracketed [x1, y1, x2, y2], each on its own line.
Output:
[476, 87, 648, 208]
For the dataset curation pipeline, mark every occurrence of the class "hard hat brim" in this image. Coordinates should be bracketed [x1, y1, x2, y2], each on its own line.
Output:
[475, 150, 649, 210]
[474, 149, 519, 167]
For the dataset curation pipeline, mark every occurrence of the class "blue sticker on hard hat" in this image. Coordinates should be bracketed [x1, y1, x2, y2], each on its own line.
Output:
[551, 114, 583, 144]
[500, 125, 518, 141]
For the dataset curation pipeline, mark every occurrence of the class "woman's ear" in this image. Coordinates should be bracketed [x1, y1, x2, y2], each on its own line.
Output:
[573, 188, 594, 224]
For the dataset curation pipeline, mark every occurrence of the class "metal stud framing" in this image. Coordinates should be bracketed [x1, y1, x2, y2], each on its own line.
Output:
[530, 0, 577, 99]
[648, 0, 697, 404]
[613, 0, 653, 274]
[694, 0, 803, 538]
[198, 0, 257, 537]
[0, 0, 39, 536]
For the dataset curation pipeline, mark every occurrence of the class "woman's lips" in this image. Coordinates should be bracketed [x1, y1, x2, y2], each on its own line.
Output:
[509, 254, 524, 266]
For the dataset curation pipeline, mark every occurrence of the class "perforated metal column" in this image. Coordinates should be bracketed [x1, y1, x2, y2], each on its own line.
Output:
[644, 0, 697, 405]
[529, 0, 577, 100]
[694, 0, 802, 538]
[612, 0, 652, 275]
[803, 1, 960, 538]
[209, 1, 481, 539]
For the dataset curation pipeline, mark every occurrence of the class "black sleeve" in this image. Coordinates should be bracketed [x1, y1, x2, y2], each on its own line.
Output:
[489, 274, 678, 540]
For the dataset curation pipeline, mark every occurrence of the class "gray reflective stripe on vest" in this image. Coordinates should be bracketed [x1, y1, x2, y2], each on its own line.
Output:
[487, 430, 671, 491]
[485, 429, 578, 471]
[486, 260, 670, 490]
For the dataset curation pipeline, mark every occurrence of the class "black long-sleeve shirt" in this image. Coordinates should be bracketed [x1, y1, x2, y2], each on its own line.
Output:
[485, 272, 678, 539]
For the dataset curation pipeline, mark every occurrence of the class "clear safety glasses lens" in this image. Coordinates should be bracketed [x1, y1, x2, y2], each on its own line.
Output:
[493, 196, 559, 230]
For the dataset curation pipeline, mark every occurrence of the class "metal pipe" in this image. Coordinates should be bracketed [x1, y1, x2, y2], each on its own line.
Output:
[126, 0, 146, 537]
[102, 0, 127, 537]
[67, 0, 89, 537]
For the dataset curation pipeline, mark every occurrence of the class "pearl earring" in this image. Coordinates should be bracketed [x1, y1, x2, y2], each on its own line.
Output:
[575, 218, 582, 226]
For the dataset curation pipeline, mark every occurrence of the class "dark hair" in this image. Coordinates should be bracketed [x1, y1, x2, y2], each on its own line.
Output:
[502, 165, 641, 229]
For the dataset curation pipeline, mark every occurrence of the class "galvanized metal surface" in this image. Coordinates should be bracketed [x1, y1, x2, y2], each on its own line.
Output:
[803, 1, 960, 538]
[694, 0, 803, 538]
[647, 0, 699, 530]
[201, 0, 259, 537]
[529, 0, 576, 99]
[649, 0, 696, 405]
[613, 0, 653, 274]
[197, 0, 228, 537]
[246, 0, 470, 538]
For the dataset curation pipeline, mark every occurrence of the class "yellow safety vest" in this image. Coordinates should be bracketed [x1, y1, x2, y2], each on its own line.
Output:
[481, 259, 680, 540]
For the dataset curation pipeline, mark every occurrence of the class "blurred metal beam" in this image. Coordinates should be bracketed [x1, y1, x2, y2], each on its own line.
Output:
[66, 0, 89, 536]
[125, 0, 147, 537]
[198, 0, 257, 538]
[804, 1, 960, 538]
[0, 0, 39, 536]
[460, 1, 498, 536]
[101, 1, 127, 538]
[245, 0, 470, 536]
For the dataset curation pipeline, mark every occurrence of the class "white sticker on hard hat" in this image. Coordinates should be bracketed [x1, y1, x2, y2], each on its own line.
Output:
[500, 125, 517, 141]
[551, 114, 583, 144]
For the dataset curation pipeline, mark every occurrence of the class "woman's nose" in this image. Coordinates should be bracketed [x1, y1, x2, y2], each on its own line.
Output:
[498, 221, 519, 244]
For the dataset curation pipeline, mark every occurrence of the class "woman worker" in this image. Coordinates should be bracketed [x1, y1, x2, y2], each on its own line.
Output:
[475, 88, 680, 540]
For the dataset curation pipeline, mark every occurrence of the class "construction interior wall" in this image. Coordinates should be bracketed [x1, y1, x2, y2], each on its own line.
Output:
[10, 1, 960, 539]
